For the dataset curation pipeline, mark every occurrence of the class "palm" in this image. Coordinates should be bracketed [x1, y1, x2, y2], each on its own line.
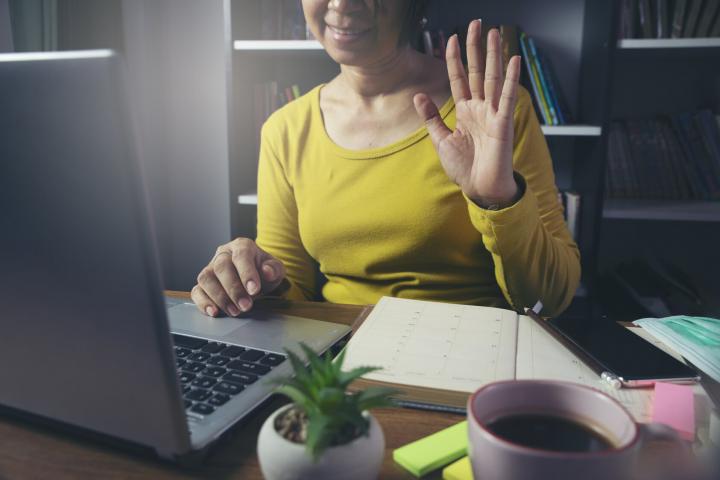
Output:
[414, 21, 521, 205]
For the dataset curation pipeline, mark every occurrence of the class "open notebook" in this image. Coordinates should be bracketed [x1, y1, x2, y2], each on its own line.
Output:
[343, 297, 653, 422]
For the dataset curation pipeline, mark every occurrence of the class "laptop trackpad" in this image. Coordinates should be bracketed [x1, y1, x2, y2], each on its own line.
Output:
[168, 303, 250, 337]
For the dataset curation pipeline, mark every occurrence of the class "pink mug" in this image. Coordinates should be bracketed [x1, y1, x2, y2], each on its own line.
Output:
[467, 380, 689, 480]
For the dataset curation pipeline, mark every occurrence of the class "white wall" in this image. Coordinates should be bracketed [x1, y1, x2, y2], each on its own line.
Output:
[121, 0, 231, 290]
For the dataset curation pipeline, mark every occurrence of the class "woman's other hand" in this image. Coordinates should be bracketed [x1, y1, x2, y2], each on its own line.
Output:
[191, 238, 287, 317]
[414, 20, 522, 208]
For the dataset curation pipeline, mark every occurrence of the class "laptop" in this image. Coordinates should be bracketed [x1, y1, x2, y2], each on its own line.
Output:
[0, 50, 352, 460]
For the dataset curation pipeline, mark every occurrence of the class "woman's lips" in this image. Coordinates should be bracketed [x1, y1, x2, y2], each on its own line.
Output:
[326, 24, 372, 44]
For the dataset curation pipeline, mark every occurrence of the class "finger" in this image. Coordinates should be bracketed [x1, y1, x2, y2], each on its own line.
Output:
[191, 285, 219, 317]
[484, 28, 504, 110]
[466, 19, 485, 100]
[230, 245, 263, 310]
[212, 252, 251, 313]
[413, 93, 452, 150]
[497, 56, 521, 126]
[260, 259, 287, 292]
[445, 34, 470, 103]
[197, 266, 240, 317]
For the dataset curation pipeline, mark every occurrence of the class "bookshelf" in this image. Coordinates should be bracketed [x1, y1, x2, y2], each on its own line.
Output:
[603, 200, 720, 222]
[617, 38, 720, 49]
[233, 40, 324, 51]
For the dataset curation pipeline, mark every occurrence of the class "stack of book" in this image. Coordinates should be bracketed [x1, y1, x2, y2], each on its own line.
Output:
[420, 25, 573, 126]
[254, 82, 302, 142]
[260, 0, 313, 40]
[606, 110, 720, 200]
[619, 0, 720, 39]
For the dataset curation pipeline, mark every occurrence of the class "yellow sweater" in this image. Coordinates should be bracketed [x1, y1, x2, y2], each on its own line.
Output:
[256, 85, 580, 316]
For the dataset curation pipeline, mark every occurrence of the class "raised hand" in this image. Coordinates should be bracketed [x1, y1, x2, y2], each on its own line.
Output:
[414, 20, 522, 207]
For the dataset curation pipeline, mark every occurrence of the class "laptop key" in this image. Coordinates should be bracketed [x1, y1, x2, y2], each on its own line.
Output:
[174, 347, 191, 358]
[208, 355, 230, 366]
[227, 360, 271, 376]
[201, 342, 226, 354]
[184, 399, 193, 409]
[182, 385, 192, 395]
[223, 371, 258, 385]
[172, 334, 208, 350]
[191, 377, 218, 389]
[220, 346, 245, 358]
[260, 353, 286, 366]
[176, 358, 187, 368]
[188, 352, 211, 362]
[202, 366, 227, 378]
[239, 349, 265, 362]
[208, 393, 231, 407]
[186, 388, 212, 402]
[190, 403, 215, 416]
[213, 381, 244, 396]
[183, 362, 205, 373]
[179, 372, 196, 383]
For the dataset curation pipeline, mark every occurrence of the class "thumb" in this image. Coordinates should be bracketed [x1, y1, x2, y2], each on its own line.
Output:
[413, 93, 452, 150]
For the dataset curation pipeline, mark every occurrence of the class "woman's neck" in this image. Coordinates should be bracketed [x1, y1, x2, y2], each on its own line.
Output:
[337, 46, 419, 101]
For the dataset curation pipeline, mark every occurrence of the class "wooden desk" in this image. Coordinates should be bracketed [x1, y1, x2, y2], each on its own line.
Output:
[0, 292, 461, 479]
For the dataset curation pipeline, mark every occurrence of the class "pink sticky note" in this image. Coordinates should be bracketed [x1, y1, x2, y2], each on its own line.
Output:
[652, 382, 695, 441]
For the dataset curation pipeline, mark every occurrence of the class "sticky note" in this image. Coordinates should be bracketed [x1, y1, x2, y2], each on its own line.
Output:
[442, 456, 473, 480]
[652, 382, 695, 441]
[393, 421, 468, 477]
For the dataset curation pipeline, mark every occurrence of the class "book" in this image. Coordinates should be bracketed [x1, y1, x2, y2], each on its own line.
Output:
[619, 0, 639, 39]
[711, 10, 720, 36]
[528, 37, 558, 125]
[639, 0, 655, 38]
[343, 297, 654, 422]
[655, 0, 670, 38]
[564, 191, 581, 241]
[695, 0, 720, 37]
[683, 0, 704, 37]
[518, 32, 549, 125]
[671, 0, 689, 38]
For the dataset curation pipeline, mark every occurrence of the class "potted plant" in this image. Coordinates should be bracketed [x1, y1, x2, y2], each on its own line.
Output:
[257, 343, 395, 480]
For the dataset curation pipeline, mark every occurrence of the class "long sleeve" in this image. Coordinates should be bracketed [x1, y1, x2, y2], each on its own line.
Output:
[465, 88, 581, 316]
[255, 121, 318, 301]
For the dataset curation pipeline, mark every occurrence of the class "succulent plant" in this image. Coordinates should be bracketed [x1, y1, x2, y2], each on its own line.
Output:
[272, 343, 396, 460]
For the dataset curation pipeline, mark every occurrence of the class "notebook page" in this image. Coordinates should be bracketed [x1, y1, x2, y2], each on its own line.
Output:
[515, 315, 652, 422]
[343, 297, 518, 393]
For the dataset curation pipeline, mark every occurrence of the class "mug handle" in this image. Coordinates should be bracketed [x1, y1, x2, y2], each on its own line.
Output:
[635, 422, 693, 480]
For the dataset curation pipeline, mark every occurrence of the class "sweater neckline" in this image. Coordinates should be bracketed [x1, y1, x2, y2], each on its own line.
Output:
[312, 84, 455, 160]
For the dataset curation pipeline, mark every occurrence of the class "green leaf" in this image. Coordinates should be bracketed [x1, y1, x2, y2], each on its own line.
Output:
[275, 385, 318, 416]
[316, 387, 345, 411]
[337, 365, 382, 388]
[305, 413, 333, 461]
[355, 386, 398, 411]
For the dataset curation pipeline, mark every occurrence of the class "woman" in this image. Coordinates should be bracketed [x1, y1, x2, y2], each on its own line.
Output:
[192, 0, 580, 318]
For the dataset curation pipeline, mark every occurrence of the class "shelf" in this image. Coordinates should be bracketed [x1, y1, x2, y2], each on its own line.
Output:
[540, 125, 602, 136]
[238, 193, 258, 205]
[603, 199, 720, 222]
[233, 40, 324, 51]
[617, 38, 720, 49]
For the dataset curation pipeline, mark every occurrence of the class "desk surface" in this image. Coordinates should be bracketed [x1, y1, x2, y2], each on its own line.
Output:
[2, 292, 706, 479]
[0, 292, 461, 480]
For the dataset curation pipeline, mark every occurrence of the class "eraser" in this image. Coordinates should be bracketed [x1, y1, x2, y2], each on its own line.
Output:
[393, 421, 468, 477]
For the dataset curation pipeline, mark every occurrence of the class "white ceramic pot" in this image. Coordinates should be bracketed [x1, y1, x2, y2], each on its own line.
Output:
[257, 405, 385, 480]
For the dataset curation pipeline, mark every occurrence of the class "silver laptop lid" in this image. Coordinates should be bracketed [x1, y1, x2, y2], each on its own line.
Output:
[0, 51, 190, 457]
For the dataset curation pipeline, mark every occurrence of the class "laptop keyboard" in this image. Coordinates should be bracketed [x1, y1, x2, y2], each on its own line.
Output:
[172, 334, 286, 418]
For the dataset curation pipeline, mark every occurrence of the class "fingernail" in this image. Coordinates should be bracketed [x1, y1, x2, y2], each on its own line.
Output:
[239, 298, 252, 312]
[227, 304, 240, 316]
[263, 264, 274, 280]
[246, 280, 258, 295]
[205, 306, 215, 317]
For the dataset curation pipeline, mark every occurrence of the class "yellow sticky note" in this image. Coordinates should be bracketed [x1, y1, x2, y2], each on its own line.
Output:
[393, 421, 468, 477]
[443, 456, 473, 480]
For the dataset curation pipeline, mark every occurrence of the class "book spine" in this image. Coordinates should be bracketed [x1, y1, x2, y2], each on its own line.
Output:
[683, 0, 704, 38]
[695, 1, 720, 37]
[711, 10, 720, 36]
[538, 51, 565, 124]
[525, 36, 554, 125]
[528, 37, 558, 125]
[519, 32, 549, 125]
[671, 0, 688, 38]
[656, 0, 669, 38]
[261, 0, 281, 39]
[639, 0, 654, 38]
[694, 110, 720, 184]
[670, 114, 710, 199]
[291, 84, 301, 99]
